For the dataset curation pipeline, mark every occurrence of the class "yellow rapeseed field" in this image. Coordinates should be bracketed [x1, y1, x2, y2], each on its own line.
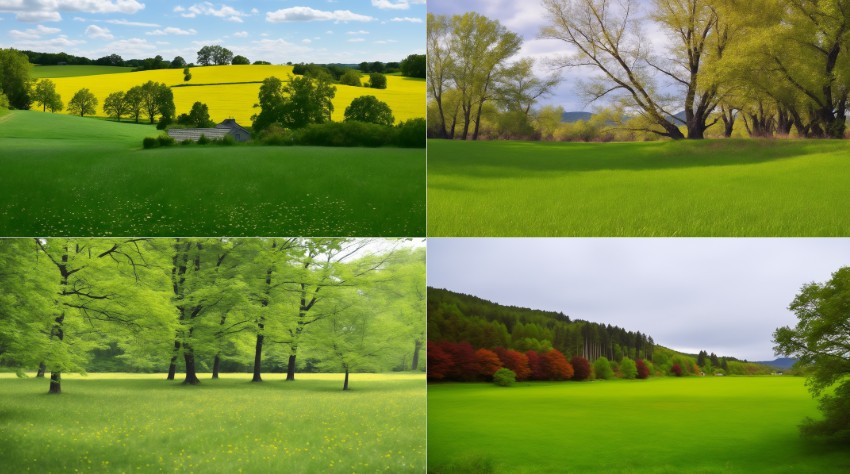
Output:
[46, 65, 425, 126]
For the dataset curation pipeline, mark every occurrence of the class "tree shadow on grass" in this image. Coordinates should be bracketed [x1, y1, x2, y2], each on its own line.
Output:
[427, 139, 850, 180]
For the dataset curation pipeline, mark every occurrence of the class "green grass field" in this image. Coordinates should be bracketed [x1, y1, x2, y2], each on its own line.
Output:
[30, 65, 133, 78]
[0, 372, 425, 473]
[428, 377, 850, 473]
[0, 111, 424, 236]
[427, 139, 850, 236]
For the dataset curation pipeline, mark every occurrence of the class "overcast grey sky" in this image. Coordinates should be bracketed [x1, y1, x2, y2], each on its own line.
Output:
[428, 0, 665, 112]
[428, 238, 850, 361]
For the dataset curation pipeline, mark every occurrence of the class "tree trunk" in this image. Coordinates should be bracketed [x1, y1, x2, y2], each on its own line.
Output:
[167, 338, 181, 380]
[212, 353, 221, 379]
[36, 362, 45, 378]
[183, 350, 200, 385]
[286, 354, 297, 381]
[251, 332, 264, 382]
[411, 339, 422, 371]
[343, 367, 349, 391]
[48, 372, 61, 394]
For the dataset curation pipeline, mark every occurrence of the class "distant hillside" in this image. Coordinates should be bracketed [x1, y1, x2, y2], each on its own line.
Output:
[755, 358, 798, 369]
[561, 111, 593, 123]
[428, 287, 656, 361]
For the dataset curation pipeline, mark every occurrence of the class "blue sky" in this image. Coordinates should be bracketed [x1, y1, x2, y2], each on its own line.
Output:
[0, 1, 425, 64]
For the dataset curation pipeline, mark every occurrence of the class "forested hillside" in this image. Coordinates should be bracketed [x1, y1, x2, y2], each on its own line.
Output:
[428, 287, 655, 361]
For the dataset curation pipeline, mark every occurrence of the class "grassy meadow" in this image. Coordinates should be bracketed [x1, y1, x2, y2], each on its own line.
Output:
[0, 110, 425, 236]
[428, 377, 850, 473]
[427, 139, 850, 236]
[0, 372, 425, 473]
[34, 65, 425, 125]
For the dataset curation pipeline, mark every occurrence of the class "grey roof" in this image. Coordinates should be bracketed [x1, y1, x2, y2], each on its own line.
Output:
[216, 119, 250, 135]
[167, 128, 231, 142]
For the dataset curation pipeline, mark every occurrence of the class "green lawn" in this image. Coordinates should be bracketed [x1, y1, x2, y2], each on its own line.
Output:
[30, 65, 133, 78]
[428, 377, 850, 473]
[427, 139, 850, 236]
[0, 373, 425, 473]
[0, 111, 425, 236]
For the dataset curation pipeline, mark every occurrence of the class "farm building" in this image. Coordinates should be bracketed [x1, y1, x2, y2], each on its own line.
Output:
[167, 119, 251, 142]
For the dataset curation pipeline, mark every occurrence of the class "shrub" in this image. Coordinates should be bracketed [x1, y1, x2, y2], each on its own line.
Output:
[344, 95, 394, 126]
[593, 356, 614, 380]
[368, 72, 387, 89]
[219, 134, 236, 146]
[197, 134, 210, 145]
[571, 356, 592, 381]
[394, 118, 426, 148]
[157, 134, 175, 147]
[258, 124, 295, 146]
[339, 69, 362, 87]
[620, 357, 638, 379]
[492, 368, 516, 387]
[671, 363, 683, 377]
[142, 137, 159, 149]
[636, 359, 651, 379]
[294, 121, 393, 147]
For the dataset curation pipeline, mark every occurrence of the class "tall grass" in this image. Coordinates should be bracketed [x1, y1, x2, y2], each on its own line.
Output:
[428, 377, 848, 473]
[0, 373, 425, 473]
[428, 139, 850, 236]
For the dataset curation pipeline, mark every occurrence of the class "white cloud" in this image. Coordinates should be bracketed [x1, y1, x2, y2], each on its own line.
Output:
[347, 38, 364, 43]
[301, 38, 311, 44]
[85, 24, 113, 39]
[107, 37, 157, 56]
[9, 24, 60, 40]
[266, 7, 373, 23]
[373, 39, 398, 44]
[12, 35, 85, 51]
[179, 2, 249, 23]
[346, 30, 368, 35]
[390, 17, 422, 23]
[146, 27, 198, 36]
[232, 31, 248, 38]
[104, 18, 160, 27]
[371, 0, 409, 10]
[0, 0, 145, 22]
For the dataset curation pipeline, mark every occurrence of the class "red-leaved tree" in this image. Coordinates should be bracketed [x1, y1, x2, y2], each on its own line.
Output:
[526, 350, 545, 380]
[571, 356, 591, 381]
[636, 359, 650, 379]
[495, 348, 531, 381]
[671, 363, 683, 377]
[543, 349, 574, 380]
[427, 341, 453, 381]
[442, 341, 478, 381]
[474, 348, 502, 380]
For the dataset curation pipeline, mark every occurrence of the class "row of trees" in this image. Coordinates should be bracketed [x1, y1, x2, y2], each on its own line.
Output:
[428, 340, 653, 383]
[0, 239, 425, 393]
[292, 63, 388, 90]
[196, 45, 250, 66]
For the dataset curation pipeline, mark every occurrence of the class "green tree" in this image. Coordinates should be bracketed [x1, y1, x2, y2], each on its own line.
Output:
[493, 367, 516, 386]
[124, 86, 144, 123]
[774, 266, 850, 440]
[178, 101, 215, 127]
[32, 79, 62, 113]
[593, 356, 613, 380]
[252, 75, 336, 132]
[400, 54, 426, 78]
[542, 0, 729, 139]
[232, 55, 250, 65]
[339, 69, 362, 87]
[68, 88, 98, 117]
[137, 81, 173, 124]
[0, 48, 31, 109]
[620, 356, 637, 379]
[103, 91, 128, 121]
[344, 95, 394, 126]
[368, 72, 387, 89]
[171, 56, 186, 68]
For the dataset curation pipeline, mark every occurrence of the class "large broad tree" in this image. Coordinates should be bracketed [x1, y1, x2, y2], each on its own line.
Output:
[32, 79, 62, 113]
[0, 239, 174, 394]
[68, 88, 98, 117]
[774, 266, 850, 440]
[0, 48, 31, 109]
[542, 0, 729, 139]
[252, 75, 336, 132]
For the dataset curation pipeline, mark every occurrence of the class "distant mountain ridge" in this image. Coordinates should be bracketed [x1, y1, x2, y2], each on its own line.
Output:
[754, 357, 798, 369]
